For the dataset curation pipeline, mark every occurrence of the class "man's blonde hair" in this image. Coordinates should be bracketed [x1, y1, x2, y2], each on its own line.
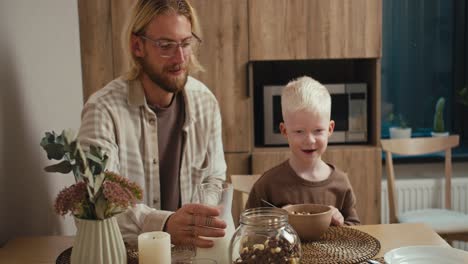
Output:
[122, 0, 204, 81]
[281, 76, 331, 119]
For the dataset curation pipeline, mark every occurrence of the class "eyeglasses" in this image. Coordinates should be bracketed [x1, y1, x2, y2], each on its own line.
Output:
[138, 32, 202, 58]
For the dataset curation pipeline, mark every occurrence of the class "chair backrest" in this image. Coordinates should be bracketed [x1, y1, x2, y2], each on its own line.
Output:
[380, 135, 459, 223]
[230, 174, 261, 194]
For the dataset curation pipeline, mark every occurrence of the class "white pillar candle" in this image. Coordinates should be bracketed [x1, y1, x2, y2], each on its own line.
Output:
[138, 231, 171, 264]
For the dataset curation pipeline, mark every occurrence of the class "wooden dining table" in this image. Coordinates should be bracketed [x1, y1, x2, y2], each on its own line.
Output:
[0, 223, 449, 264]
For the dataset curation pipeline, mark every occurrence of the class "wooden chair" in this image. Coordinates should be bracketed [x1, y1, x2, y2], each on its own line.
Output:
[230, 174, 261, 195]
[380, 135, 468, 242]
[230, 174, 261, 225]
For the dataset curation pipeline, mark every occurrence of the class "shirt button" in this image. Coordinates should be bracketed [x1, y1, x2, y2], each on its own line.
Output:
[149, 118, 156, 125]
[153, 158, 158, 164]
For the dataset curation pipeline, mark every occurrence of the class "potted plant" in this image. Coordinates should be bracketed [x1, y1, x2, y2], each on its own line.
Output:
[431, 97, 449, 137]
[388, 113, 412, 139]
[457, 87, 468, 107]
[40, 130, 142, 264]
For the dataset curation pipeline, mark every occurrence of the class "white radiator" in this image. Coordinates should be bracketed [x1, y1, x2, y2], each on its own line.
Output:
[381, 178, 468, 251]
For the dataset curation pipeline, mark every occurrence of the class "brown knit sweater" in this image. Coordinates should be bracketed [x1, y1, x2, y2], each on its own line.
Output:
[245, 160, 360, 225]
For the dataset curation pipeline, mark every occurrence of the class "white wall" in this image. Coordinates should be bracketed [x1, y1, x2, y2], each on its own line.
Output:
[0, 0, 82, 246]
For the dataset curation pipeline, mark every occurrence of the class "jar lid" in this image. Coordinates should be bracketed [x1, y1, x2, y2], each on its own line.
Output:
[240, 207, 288, 227]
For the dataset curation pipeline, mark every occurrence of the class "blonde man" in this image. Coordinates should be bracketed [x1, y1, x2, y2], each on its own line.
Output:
[78, 0, 227, 247]
[246, 76, 360, 226]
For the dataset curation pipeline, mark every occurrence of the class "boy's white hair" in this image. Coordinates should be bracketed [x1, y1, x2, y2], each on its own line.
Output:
[281, 76, 331, 119]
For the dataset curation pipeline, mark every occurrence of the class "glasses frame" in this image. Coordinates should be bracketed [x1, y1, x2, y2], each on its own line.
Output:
[137, 32, 202, 58]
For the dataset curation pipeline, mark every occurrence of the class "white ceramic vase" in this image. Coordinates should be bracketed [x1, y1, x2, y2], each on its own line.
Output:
[431, 131, 449, 137]
[71, 217, 126, 264]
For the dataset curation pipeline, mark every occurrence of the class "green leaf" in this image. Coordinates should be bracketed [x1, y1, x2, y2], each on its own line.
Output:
[56, 134, 65, 146]
[89, 145, 102, 159]
[83, 167, 95, 194]
[94, 195, 107, 220]
[40, 132, 54, 148]
[86, 152, 103, 165]
[44, 161, 73, 174]
[93, 173, 105, 196]
[63, 129, 76, 145]
[72, 166, 83, 182]
[43, 144, 66, 160]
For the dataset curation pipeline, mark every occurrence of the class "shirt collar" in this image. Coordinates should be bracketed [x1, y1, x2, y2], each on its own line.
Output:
[127, 77, 195, 128]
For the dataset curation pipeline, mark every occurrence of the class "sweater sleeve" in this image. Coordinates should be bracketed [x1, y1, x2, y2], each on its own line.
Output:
[116, 204, 173, 246]
[342, 188, 361, 226]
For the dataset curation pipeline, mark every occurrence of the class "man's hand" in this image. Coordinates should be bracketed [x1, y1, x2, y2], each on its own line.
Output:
[329, 206, 344, 226]
[165, 203, 227, 248]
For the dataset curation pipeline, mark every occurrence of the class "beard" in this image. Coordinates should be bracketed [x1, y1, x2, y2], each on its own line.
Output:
[139, 57, 188, 94]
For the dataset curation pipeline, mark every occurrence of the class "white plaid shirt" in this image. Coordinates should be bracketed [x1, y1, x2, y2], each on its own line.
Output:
[78, 76, 226, 245]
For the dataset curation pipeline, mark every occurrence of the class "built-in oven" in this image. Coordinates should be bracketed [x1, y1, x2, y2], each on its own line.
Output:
[262, 83, 368, 146]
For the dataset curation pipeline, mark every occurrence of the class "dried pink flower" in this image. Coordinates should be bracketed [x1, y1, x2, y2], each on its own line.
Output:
[54, 181, 88, 216]
[105, 171, 143, 200]
[102, 181, 136, 208]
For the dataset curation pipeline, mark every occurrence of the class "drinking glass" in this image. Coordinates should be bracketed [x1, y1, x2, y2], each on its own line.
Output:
[192, 179, 235, 264]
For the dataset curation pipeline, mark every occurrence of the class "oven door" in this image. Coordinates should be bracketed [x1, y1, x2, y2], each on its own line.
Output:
[327, 84, 349, 143]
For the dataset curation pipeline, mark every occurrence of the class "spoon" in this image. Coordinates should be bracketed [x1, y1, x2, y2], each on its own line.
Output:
[261, 199, 278, 208]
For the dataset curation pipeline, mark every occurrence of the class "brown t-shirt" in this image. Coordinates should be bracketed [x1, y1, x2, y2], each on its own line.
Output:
[246, 160, 360, 225]
[150, 92, 184, 211]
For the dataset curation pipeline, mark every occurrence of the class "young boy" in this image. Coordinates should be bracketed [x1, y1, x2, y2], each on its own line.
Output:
[246, 76, 360, 226]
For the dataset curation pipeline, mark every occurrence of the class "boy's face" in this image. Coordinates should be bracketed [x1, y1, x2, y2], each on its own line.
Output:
[280, 109, 335, 165]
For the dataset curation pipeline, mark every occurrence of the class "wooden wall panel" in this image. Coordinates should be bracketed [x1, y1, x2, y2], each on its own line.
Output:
[78, 0, 114, 102]
[252, 146, 381, 224]
[110, 1, 135, 78]
[190, 0, 251, 152]
[225, 153, 251, 227]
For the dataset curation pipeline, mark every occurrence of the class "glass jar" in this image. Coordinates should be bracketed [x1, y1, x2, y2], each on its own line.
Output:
[229, 207, 302, 263]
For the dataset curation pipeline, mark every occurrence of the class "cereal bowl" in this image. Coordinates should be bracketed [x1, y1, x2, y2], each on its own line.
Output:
[282, 203, 332, 241]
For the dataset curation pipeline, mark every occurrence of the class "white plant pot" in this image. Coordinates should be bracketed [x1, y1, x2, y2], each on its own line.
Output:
[71, 217, 126, 264]
[431, 131, 449, 137]
[389, 127, 412, 139]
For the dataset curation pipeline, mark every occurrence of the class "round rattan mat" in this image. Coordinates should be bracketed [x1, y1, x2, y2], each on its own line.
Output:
[301, 226, 381, 264]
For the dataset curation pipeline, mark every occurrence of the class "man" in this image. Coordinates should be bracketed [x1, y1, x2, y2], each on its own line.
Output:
[78, 0, 227, 248]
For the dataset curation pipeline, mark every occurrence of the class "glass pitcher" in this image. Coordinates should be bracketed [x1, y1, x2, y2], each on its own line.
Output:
[229, 207, 302, 263]
[192, 180, 236, 264]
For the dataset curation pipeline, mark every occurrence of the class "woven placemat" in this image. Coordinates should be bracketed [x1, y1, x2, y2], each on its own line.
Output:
[56, 244, 196, 264]
[301, 226, 381, 264]
[56, 246, 139, 264]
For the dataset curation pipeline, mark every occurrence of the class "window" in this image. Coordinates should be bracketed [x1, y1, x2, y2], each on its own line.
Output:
[381, 0, 468, 157]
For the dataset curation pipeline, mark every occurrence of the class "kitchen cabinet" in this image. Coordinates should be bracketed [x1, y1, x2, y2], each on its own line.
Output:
[249, 0, 382, 60]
